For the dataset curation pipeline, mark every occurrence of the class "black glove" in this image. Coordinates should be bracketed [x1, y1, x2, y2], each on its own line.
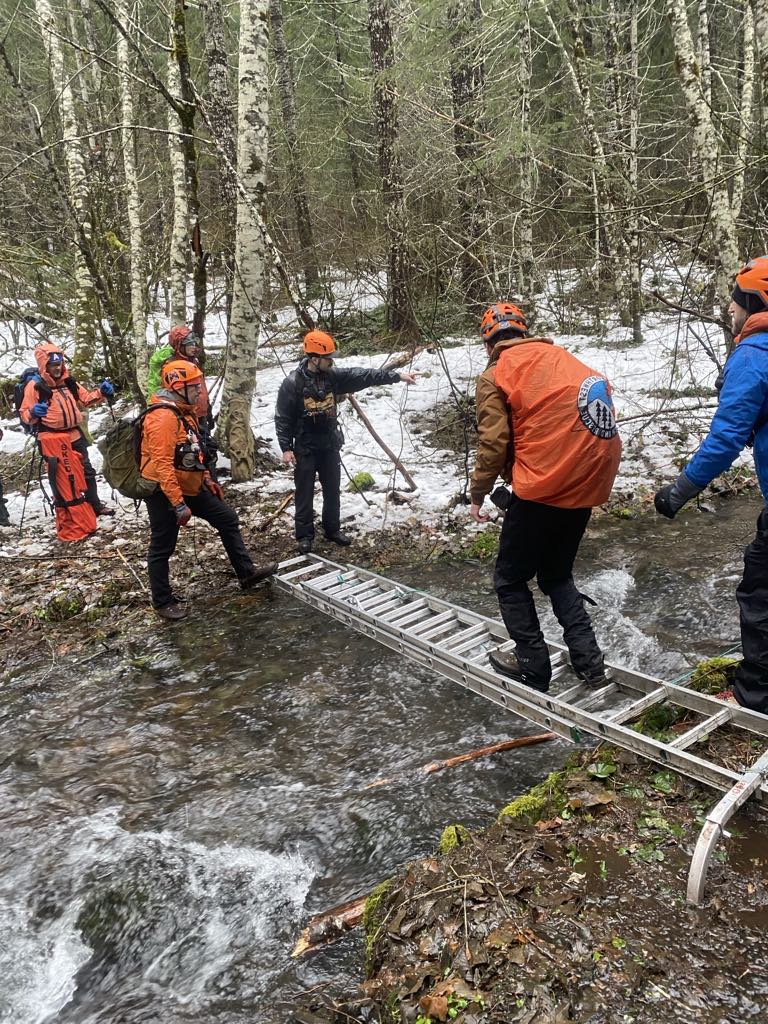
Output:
[654, 471, 702, 519]
[490, 485, 512, 511]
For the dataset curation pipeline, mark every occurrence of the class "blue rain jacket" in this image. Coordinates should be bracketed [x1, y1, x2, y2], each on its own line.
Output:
[686, 329, 768, 502]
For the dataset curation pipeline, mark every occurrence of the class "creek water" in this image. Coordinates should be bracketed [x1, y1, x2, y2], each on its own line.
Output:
[0, 493, 761, 1023]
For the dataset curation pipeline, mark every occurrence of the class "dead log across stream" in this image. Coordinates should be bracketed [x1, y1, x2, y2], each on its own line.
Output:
[292, 732, 556, 957]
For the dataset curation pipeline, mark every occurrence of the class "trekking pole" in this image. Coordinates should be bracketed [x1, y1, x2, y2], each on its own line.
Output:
[18, 445, 38, 536]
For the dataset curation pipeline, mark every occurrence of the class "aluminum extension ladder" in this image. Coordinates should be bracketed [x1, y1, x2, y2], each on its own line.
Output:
[273, 554, 768, 903]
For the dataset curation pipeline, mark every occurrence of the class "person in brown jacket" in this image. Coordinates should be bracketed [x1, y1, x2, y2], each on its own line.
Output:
[469, 303, 621, 693]
[140, 359, 276, 620]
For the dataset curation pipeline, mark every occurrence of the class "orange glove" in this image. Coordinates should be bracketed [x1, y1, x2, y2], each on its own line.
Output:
[204, 475, 224, 500]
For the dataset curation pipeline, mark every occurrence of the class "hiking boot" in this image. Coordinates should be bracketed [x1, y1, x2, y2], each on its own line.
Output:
[155, 602, 188, 621]
[488, 648, 550, 693]
[297, 538, 313, 555]
[240, 562, 278, 589]
[326, 531, 351, 546]
[579, 671, 611, 690]
[95, 505, 115, 517]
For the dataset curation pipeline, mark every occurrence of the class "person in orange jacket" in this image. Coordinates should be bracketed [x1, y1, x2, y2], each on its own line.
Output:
[19, 342, 115, 516]
[139, 359, 277, 620]
[469, 303, 621, 692]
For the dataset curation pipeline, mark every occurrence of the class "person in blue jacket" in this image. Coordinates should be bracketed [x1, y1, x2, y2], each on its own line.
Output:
[654, 256, 768, 714]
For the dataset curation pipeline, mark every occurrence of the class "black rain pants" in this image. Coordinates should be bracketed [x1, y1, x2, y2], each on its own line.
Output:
[734, 508, 768, 714]
[293, 447, 341, 541]
[493, 495, 605, 685]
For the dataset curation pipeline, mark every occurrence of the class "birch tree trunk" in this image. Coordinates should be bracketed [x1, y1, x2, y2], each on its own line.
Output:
[448, 0, 492, 311]
[116, 0, 149, 396]
[167, 33, 190, 324]
[201, 0, 238, 321]
[269, 0, 320, 295]
[367, 0, 418, 339]
[219, 0, 270, 481]
[667, 0, 740, 327]
[172, 0, 208, 338]
[628, 0, 643, 344]
[35, 0, 97, 374]
[518, 0, 537, 303]
[732, 0, 755, 223]
[753, 0, 768, 247]
[698, 0, 713, 107]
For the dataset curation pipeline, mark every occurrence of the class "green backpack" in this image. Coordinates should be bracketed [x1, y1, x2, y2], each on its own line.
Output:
[99, 404, 185, 500]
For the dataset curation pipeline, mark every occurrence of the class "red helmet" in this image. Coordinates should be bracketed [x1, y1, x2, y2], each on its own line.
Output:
[479, 303, 528, 344]
[162, 359, 203, 392]
[734, 257, 768, 308]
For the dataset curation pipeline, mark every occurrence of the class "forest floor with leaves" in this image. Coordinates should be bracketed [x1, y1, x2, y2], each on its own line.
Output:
[295, 737, 768, 1024]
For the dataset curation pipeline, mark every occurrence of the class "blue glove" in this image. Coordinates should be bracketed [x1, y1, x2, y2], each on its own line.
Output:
[99, 380, 115, 398]
[654, 471, 702, 519]
[32, 402, 49, 419]
[175, 502, 192, 526]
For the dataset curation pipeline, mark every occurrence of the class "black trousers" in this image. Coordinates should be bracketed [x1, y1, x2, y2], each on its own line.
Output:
[145, 488, 255, 608]
[72, 430, 102, 512]
[0, 476, 9, 525]
[734, 508, 768, 714]
[493, 495, 604, 683]
[293, 447, 341, 540]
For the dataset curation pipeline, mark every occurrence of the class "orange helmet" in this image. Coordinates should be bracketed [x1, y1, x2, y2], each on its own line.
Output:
[162, 359, 203, 392]
[479, 303, 528, 344]
[304, 330, 337, 358]
[733, 257, 768, 310]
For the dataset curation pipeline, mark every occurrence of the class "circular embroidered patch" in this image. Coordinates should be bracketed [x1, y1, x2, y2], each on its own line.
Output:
[577, 375, 618, 439]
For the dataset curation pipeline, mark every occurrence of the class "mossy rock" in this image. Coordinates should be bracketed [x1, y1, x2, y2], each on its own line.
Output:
[439, 823, 470, 854]
[498, 770, 567, 826]
[466, 528, 499, 561]
[363, 877, 394, 974]
[98, 580, 124, 608]
[347, 471, 375, 494]
[36, 589, 85, 622]
[687, 657, 739, 695]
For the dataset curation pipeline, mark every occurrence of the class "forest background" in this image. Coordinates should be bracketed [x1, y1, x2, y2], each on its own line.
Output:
[0, 0, 763, 479]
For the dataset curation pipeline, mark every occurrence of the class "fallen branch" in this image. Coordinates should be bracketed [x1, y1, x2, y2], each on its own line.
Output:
[292, 895, 368, 958]
[347, 395, 417, 492]
[649, 290, 726, 329]
[364, 732, 556, 789]
[256, 491, 294, 532]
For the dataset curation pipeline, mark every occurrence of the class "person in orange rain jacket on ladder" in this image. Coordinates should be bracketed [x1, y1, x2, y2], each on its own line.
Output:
[139, 360, 278, 621]
[469, 302, 622, 693]
[19, 342, 116, 541]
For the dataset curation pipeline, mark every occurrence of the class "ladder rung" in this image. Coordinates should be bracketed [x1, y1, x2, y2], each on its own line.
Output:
[670, 708, 733, 750]
[324, 574, 364, 597]
[368, 598, 404, 619]
[607, 686, 667, 724]
[280, 561, 323, 582]
[410, 610, 456, 638]
[388, 604, 433, 631]
[572, 682, 617, 711]
[443, 623, 487, 650]
[306, 568, 351, 592]
[451, 632, 491, 657]
[380, 598, 427, 624]
[358, 589, 397, 612]
[335, 579, 380, 601]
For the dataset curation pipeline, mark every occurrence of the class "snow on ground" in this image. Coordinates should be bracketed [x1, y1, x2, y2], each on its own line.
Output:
[0, 273, 739, 554]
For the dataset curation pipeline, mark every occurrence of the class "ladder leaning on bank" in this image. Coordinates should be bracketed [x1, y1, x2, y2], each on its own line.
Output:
[273, 554, 768, 904]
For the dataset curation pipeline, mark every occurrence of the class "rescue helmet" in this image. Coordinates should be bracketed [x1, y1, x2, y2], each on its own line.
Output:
[303, 330, 338, 358]
[479, 303, 528, 344]
[733, 257, 768, 313]
[162, 359, 203, 393]
[168, 325, 193, 349]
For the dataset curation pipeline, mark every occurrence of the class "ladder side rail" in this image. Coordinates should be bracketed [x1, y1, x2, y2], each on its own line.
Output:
[687, 750, 768, 903]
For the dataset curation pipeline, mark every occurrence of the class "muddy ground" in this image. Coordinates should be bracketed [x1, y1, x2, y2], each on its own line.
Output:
[294, 745, 768, 1024]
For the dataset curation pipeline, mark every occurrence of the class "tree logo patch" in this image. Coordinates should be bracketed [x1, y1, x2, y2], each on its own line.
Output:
[577, 375, 617, 439]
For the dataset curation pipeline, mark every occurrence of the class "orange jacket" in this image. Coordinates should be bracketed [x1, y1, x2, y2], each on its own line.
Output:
[19, 343, 104, 435]
[139, 392, 207, 506]
[472, 336, 621, 508]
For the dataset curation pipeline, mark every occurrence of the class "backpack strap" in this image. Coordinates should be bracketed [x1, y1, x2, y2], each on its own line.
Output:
[133, 403, 195, 469]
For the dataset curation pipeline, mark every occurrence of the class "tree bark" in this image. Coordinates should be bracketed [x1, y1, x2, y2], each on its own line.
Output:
[269, 0, 320, 295]
[219, 0, 270, 480]
[34, 0, 97, 375]
[116, 0, 149, 396]
[201, 0, 238, 322]
[367, 0, 418, 339]
[732, 0, 755, 223]
[329, 0, 364, 198]
[518, 0, 537, 303]
[166, 25, 190, 324]
[628, 0, 643, 345]
[172, 0, 207, 338]
[667, 0, 739, 334]
[448, 0, 492, 312]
